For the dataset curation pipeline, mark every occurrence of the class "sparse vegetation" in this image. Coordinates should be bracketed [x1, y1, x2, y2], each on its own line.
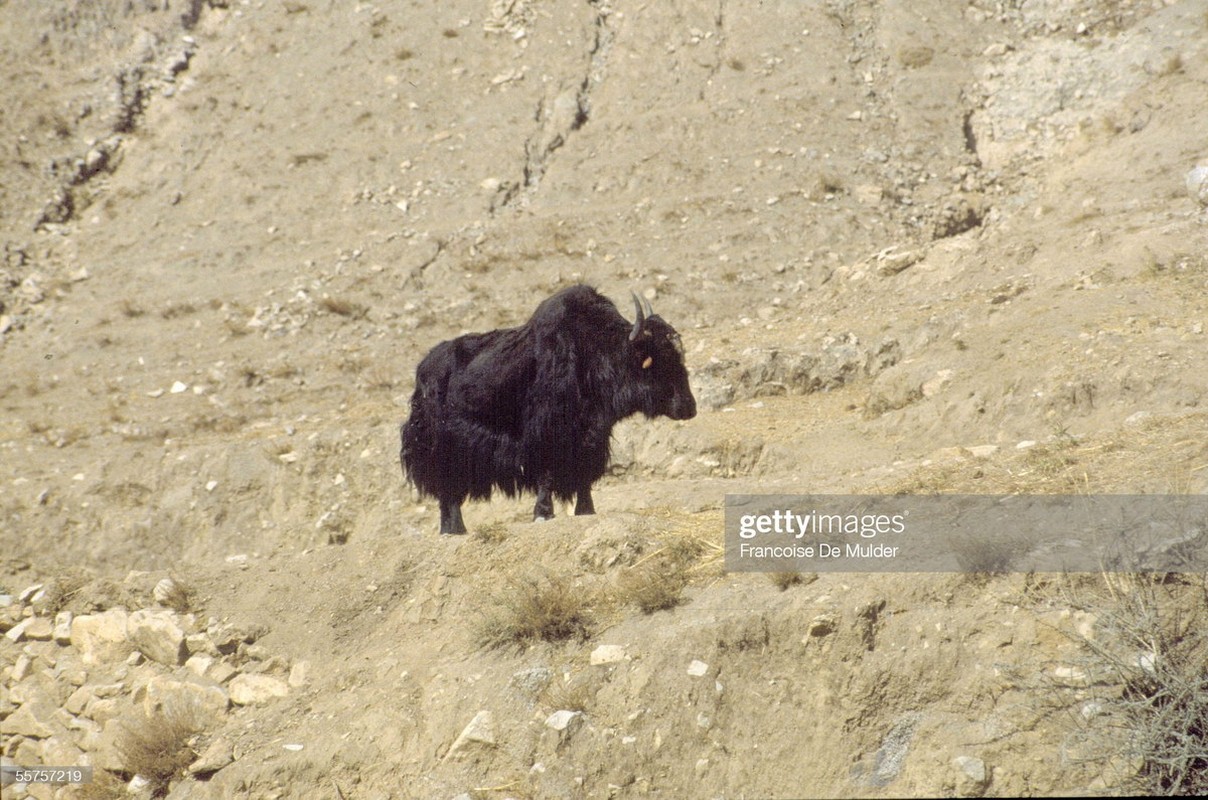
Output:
[478, 573, 593, 649]
[617, 562, 686, 614]
[117, 705, 208, 796]
[156, 575, 195, 614]
[769, 571, 804, 591]
[1057, 575, 1208, 796]
[473, 520, 509, 544]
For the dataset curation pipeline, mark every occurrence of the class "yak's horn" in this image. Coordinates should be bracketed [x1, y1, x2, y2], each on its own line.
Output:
[630, 292, 646, 341]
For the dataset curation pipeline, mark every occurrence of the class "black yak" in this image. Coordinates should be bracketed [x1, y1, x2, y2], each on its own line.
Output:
[400, 285, 696, 534]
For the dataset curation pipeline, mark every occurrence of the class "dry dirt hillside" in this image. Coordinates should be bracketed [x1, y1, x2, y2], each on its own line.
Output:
[2, 0, 1208, 798]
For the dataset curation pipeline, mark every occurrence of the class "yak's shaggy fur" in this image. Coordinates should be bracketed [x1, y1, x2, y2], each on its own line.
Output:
[401, 285, 696, 533]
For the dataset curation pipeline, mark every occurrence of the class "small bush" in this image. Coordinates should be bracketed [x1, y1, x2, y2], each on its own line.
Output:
[117, 704, 207, 795]
[616, 564, 686, 614]
[473, 520, 508, 545]
[769, 571, 804, 591]
[478, 573, 592, 649]
[541, 676, 594, 714]
[1061, 575, 1208, 795]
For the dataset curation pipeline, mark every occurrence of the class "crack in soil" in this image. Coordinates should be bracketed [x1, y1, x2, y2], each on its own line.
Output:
[497, 1, 614, 212]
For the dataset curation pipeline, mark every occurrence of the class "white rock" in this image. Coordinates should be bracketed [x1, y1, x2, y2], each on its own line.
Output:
[70, 608, 131, 665]
[145, 675, 230, 718]
[228, 673, 289, 705]
[687, 659, 709, 677]
[152, 577, 183, 606]
[53, 611, 74, 644]
[1186, 165, 1208, 207]
[590, 644, 627, 665]
[128, 608, 188, 666]
[445, 710, 496, 758]
[952, 755, 990, 796]
[18, 583, 44, 602]
[185, 653, 215, 677]
[189, 737, 234, 775]
[0, 704, 55, 738]
[545, 710, 582, 733]
[288, 660, 310, 688]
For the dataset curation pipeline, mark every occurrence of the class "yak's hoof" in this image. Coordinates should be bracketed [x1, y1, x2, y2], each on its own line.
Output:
[440, 529, 467, 535]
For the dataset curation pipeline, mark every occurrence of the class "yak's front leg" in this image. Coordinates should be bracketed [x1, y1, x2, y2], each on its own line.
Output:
[439, 498, 467, 535]
[534, 474, 556, 521]
[574, 484, 595, 516]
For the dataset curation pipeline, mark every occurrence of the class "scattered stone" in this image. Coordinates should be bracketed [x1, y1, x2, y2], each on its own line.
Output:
[445, 710, 496, 758]
[590, 644, 627, 665]
[1187, 165, 1208, 208]
[145, 675, 230, 718]
[806, 613, 837, 638]
[545, 709, 583, 735]
[208, 661, 238, 684]
[228, 673, 289, 706]
[152, 576, 184, 607]
[185, 653, 215, 677]
[952, 755, 990, 797]
[288, 660, 310, 688]
[11, 652, 34, 682]
[18, 583, 45, 603]
[1051, 665, 1088, 686]
[53, 611, 74, 644]
[127, 608, 188, 666]
[5, 617, 34, 642]
[71, 608, 132, 665]
[65, 685, 93, 716]
[185, 631, 217, 656]
[1, 704, 55, 738]
[21, 616, 53, 642]
[189, 737, 234, 775]
[510, 666, 553, 696]
[686, 659, 709, 677]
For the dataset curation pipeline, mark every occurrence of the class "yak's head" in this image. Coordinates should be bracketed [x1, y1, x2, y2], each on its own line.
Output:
[627, 293, 697, 421]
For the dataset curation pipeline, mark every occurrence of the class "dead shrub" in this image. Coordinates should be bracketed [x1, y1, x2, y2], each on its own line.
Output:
[1057, 575, 1208, 795]
[769, 571, 805, 591]
[616, 563, 686, 614]
[478, 573, 593, 649]
[472, 520, 509, 545]
[541, 675, 595, 714]
[117, 704, 207, 796]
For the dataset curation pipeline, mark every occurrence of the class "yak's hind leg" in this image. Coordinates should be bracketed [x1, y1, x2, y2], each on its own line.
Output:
[534, 475, 555, 521]
[439, 499, 467, 535]
[574, 485, 595, 516]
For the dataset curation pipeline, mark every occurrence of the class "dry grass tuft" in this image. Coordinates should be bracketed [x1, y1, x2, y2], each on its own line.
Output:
[541, 675, 595, 714]
[769, 571, 806, 591]
[117, 704, 207, 795]
[156, 575, 196, 614]
[472, 520, 509, 545]
[74, 769, 128, 800]
[616, 562, 687, 614]
[478, 572, 593, 649]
